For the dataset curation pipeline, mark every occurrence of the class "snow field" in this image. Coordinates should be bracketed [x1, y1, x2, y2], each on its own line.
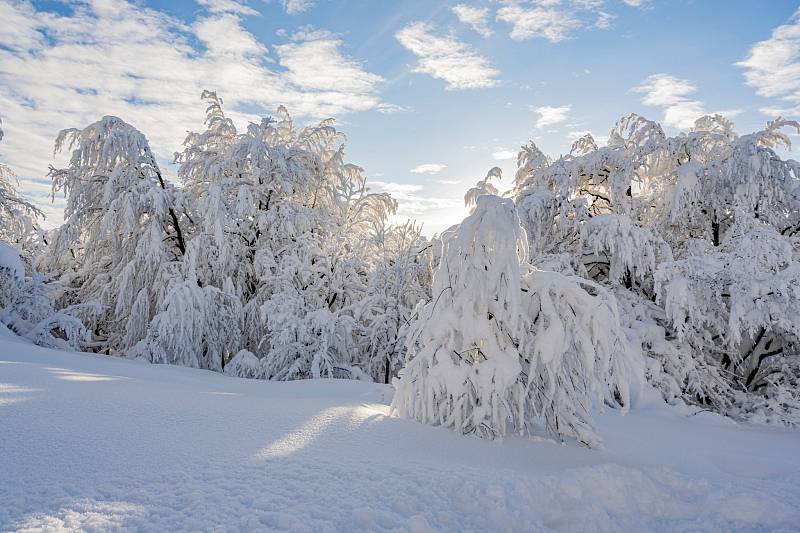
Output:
[1, 330, 799, 532]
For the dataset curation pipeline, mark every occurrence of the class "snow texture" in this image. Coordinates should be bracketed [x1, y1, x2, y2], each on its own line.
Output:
[1, 330, 798, 532]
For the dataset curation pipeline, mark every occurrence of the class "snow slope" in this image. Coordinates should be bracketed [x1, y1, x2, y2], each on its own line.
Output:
[1, 327, 799, 532]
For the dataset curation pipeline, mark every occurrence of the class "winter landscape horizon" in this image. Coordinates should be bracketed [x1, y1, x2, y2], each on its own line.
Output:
[2, 0, 800, 531]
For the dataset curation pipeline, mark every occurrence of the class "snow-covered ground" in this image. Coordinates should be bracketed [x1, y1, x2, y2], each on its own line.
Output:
[1, 327, 799, 533]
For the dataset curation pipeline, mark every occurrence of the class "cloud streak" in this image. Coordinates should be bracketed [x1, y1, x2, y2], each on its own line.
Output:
[370, 180, 461, 216]
[396, 22, 500, 90]
[410, 164, 447, 174]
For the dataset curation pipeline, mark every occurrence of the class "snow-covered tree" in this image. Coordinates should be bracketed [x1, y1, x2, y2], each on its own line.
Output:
[357, 220, 432, 383]
[512, 112, 800, 424]
[41, 116, 189, 354]
[465, 166, 502, 209]
[173, 92, 399, 377]
[392, 195, 639, 446]
[0, 119, 44, 260]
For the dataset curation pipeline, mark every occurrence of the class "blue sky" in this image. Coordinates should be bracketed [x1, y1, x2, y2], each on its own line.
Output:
[1, 0, 799, 234]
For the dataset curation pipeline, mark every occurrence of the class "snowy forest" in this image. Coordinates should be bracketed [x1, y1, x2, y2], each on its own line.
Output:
[2, 92, 799, 447]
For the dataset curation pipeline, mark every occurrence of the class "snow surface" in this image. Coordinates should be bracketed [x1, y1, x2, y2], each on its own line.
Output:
[1, 327, 799, 532]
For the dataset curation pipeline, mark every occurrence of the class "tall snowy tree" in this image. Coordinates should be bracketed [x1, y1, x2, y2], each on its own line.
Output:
[169, 91, 399, 377]
[41, 116, 189, 354]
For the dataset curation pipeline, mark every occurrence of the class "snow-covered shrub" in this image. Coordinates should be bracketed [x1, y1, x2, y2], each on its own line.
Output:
[0, 242, 93, 349]
[519, 271, 641, 446]
[133, 281, 242, 371]
[392, 195, 640, 446]
[224, 350, 264, 379]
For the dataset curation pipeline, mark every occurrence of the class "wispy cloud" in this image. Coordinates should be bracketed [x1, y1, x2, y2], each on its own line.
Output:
[496, 0, 632, 43]
[452, 4, 493, 38]
[275, 29, 383, 94]
[533, 105, 571, 128]
[282, 0, 314, 15]
[0, 1, 388, 224]
[498, 2, 580, 42]
[737, 8, 800, 116]
[376, 103, 413, 114]
[370, 180, 461, 216]
[396, 22, 500, 90]
[197, 0, 259, 15]
[410, 163, 447, 174]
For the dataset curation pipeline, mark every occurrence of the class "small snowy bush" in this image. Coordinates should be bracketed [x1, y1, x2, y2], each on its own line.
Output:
[1, 241, 93, 349]
[392, 195, 641, 446]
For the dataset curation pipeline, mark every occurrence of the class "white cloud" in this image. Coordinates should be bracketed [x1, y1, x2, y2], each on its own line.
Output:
[533, 105, 571, 128]
[275, 31, 383, 94]
[452, 4, 493, 38]
[371, 181, 423, 194]
[370, 180, 461, 216]
[410, 163, 447, 174]
[0, 1, 389, 224]
[396, 22, 500, 90]
[737, 9, 800, 116]
[496, 0, 639, 42]
[632, 74, 741, 130]
[631, 74, 705, 129]
[497, 2, 580, 42]
[492, 149, 517, 160]
[282, 0, 314, 15]
[376, 103, 413, 114]
[437, 179, 462, 185]
[197, 0, 259, 16]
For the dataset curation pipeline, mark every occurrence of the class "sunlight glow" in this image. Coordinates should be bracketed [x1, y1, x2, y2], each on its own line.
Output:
[45, 368, 128, 383]
[9, 500, 146, 531]
[254, 404, 388, 460]
[0, 382, 40, 407]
